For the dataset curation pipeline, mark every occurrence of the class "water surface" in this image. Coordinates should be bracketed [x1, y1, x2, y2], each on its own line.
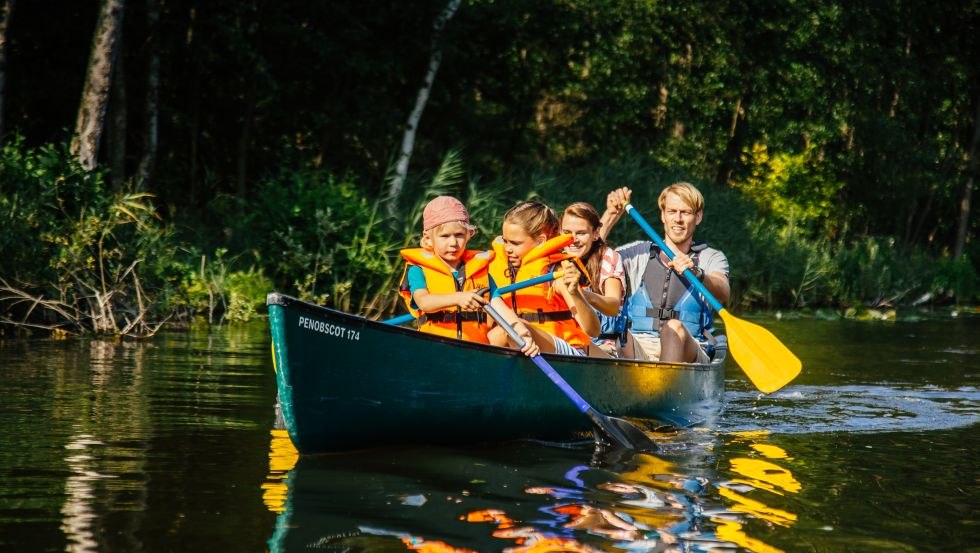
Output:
[0, 315, 976, 552]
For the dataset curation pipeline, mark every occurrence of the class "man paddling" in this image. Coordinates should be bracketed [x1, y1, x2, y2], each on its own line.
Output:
[600, 183, 730, 364]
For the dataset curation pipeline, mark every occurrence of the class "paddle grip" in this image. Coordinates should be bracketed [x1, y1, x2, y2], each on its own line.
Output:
[382, 313, 415, 325]
[624, 204, 724, 313]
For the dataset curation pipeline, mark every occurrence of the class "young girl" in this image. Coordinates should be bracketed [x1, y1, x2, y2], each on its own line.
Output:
[561, 202, 626, 356]
[398, 196, 494, 343]
[487, 201, 599, 356]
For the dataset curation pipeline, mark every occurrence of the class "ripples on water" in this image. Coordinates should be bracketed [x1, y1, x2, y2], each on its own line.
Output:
[721, 384, 980, 434]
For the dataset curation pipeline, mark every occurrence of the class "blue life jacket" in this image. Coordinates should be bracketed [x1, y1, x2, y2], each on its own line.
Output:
[628, 275, 713, 340]
[593, 296, 630, 346]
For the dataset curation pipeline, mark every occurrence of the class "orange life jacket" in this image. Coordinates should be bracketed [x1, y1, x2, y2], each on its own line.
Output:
[488, 234, 592, 350]
[399, 248, 493, 343]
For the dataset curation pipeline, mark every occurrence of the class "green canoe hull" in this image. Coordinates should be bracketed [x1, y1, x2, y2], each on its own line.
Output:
[267, 292, 726, 453]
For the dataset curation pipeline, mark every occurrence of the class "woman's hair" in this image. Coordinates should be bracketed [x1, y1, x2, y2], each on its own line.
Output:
[562, 202, 606, 290]
[503, 201, 560, 239]
[419, 220, 476, 250]
[658, 181, 705, 213]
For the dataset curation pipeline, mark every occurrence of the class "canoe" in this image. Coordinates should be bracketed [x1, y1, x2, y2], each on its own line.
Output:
[267, 292, 727, 454]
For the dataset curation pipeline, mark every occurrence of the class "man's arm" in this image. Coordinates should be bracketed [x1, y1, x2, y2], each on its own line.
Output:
[698, 249, 730, 305]
[599, 187, 632, 241]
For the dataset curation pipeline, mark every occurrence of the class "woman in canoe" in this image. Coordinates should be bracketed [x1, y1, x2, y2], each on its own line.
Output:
[487, 200, 600, 356]
[398, 196, 499, 344]
[561, 201, 627, 357]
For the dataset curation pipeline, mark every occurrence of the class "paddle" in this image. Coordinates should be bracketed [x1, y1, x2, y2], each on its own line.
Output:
[382, 270, 567, 325]
[624, 203, 802, 393]
[482, 302, 658, 452]
[382, 313, 415, 325]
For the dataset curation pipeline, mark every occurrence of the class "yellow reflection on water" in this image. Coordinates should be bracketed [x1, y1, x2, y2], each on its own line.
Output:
[262, 429, 298, 513]
[729, 458, 801, 495]
[717, 487, 798, 526]
[711, 433, 803, 552]
[713, 517, 787, 553]
[751, 442, 791, 460]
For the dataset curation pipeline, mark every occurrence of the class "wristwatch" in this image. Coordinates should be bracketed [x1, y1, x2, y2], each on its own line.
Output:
[694, 266, 705, 281]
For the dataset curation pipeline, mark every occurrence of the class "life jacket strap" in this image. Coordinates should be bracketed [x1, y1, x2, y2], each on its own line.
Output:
[419, 311, 487, 324]
[518, 309, 573, 323]
[645, 307, 680, 320]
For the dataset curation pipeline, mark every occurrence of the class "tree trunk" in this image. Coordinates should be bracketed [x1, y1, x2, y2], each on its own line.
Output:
[136, 0, 160, 191]
[0, 0, 15, 146]
[70, 0, 125, 171]
[385, 0, 462, 218]
[716, 94, 749, 187]
[954, 97, 979, 258]
[108, 39, 126, 190]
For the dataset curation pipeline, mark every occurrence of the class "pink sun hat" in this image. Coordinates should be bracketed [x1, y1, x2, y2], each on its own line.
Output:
[423, 196, 471, 231]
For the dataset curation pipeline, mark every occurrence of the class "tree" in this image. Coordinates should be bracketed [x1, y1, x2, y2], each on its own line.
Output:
[385, 0, 461, 217]
[70, 0, 125, 171]
[135, 0, 160, 190]
[956, 98, 978, 258]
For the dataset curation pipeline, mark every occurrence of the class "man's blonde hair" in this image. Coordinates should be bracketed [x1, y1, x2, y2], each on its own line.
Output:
[658, 182, 704, 213]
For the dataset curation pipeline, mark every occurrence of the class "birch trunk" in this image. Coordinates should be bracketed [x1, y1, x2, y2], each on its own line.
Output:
[0, 0, 15, 145]
[385, 0, 461, 217]
[136, 0, 159, 190]
[954, 97, 979, 259]
[108, 41, 126, 190]
[71, 0, 125, 171]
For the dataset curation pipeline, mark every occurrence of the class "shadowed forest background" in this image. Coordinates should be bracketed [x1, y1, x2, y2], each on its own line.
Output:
[0, 0, 976, 336]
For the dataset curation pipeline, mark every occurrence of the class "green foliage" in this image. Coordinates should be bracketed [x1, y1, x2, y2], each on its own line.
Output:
[733, 143, 844, 237]
[172, 249, 272, 323]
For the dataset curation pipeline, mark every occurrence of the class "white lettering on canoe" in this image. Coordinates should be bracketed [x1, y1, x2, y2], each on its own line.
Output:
[297, 315, 360, 341]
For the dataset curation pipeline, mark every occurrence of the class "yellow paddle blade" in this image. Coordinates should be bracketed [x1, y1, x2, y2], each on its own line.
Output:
[719, 309, 802, 394]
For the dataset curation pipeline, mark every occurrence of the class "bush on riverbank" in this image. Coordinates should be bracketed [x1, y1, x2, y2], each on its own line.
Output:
[0, 140, 975, 336]
[0, 139, 271, 336]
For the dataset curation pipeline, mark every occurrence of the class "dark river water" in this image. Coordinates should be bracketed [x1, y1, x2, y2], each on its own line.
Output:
[1, 314, 977, 552]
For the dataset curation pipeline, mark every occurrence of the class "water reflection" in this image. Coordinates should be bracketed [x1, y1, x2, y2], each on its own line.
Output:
[261, 430, 804, 553]
[1, 324, 277, 553]
[57, 339, 151, 553]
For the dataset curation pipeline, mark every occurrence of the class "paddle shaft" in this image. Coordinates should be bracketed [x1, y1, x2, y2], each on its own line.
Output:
[624, 203, 724, 312]
[483, 302, 659, 451]
[490, 270, 564, 298]
[384, 271, 564, 325]
[482, 304, 590, 413]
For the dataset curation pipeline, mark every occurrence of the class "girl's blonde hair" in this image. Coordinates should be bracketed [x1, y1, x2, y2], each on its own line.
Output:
[419, 220, 477, 250]
[658, 182, 705, 213]
[503, 201, 559, 239]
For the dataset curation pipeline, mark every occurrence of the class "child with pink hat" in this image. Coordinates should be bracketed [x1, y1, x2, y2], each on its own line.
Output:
[397, 196, 496, 344]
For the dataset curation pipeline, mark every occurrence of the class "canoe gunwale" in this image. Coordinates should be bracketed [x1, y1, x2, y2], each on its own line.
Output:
[266, 291, 727, 372]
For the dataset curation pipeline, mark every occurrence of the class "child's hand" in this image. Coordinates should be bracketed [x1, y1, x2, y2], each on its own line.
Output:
[555, 260, 583, 297]
[513, 321, 540, 357]
[457, 291, 487, 311]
